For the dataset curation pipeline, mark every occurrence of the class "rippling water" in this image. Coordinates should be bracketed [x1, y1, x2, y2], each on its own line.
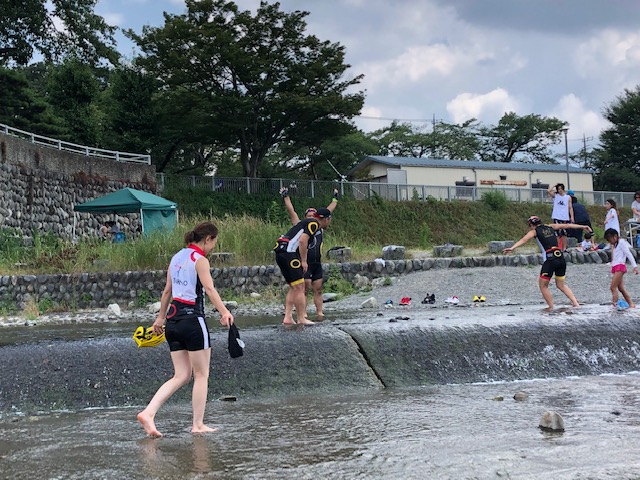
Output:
[2, 374, 640, 479]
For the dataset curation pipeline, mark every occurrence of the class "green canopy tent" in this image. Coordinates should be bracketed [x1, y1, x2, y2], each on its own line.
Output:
[73, 188, 178, 236]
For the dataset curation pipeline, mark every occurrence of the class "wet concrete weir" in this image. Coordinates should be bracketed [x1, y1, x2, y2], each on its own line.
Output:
[1, 304, 640, 414]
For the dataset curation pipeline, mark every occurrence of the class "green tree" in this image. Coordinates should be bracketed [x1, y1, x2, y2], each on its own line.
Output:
[479, 112, 566, 163]
[46, 59, 102, 146]
[99, 66, 158, 155]
[594, 86, 640, 191]
[129, 0, 364, 177]
[368, 120, 480, 160]
[0, 0, 118, 66]
[0, 67, 64, 135]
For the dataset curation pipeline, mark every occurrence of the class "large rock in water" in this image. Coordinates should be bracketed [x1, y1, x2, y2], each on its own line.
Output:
[539, 410, 565, 432]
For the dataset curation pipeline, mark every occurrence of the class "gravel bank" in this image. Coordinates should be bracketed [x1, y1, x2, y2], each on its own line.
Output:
[4, 261, 634, 327]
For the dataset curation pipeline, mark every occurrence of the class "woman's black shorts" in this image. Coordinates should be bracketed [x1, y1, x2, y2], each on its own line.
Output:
[165, 316, 211, 352]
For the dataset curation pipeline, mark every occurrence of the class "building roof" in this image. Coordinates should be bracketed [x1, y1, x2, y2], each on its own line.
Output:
[348, 155, 592, 177]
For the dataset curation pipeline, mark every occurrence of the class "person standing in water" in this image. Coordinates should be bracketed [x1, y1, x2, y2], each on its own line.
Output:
[137, 221, 233, 438]
[279, 187, 339, 320]
[503, 215, 592, 310]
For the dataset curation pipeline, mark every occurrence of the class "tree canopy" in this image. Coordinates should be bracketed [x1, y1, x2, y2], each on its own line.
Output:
[128, 0, 364, 177]
[0, 0, 118, 66]
[594, 86, 640, 191]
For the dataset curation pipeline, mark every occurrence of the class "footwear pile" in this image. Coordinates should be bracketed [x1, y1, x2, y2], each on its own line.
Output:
[399, 297, 412, 306]
[473, 295, 487, 303]
[445, 296, 460, 305]
[421, 293, 436, 304]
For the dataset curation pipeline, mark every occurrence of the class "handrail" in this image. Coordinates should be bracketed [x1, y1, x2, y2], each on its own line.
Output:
[0, 123, 151, 164]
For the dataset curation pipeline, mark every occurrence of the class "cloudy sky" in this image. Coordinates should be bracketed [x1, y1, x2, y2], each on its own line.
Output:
[96, 0, 640, 156]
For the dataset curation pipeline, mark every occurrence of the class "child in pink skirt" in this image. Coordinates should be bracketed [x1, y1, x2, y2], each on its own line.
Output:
[604, 228, 638, 308]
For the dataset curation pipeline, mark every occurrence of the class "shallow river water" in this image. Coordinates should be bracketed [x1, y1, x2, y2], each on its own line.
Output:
[2, 373, 640, 479]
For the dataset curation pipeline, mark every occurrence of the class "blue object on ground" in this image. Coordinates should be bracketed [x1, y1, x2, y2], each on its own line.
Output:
[617, 299, 630, 310]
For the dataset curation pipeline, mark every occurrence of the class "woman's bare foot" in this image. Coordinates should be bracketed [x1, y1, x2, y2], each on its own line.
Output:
[137, 411, 163, 438]
[298, 317, 315, 325]
[316, 313, 325, 321]
[192, 425, 218, 434]
[282, 317, 296, 325]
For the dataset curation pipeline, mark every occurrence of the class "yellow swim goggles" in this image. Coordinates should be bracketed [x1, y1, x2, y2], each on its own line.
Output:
[133, 325, 166, 348]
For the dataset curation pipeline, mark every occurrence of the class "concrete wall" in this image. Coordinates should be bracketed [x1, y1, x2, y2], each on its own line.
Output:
[0, 132, 156, 239]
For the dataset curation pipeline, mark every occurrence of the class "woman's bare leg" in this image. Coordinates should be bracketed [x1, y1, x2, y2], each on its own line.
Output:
[138, 351, 192, 438]
[188, 348, 216, 434]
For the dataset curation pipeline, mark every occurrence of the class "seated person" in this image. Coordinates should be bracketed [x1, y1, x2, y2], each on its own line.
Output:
[579, 232, 597, 251]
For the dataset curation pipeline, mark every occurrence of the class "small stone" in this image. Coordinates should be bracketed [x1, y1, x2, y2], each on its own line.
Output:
[361, 297, 378, 308]
[492, 396, 504, 401]
[219, 395, 237, 401]
[513, 391, 529, 401]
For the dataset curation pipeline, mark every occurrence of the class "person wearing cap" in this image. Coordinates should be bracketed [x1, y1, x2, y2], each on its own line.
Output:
[274, 209, 332, 325]
[279, 187, 338, 320]
[547, 183, 574, 251]
[503, 215, 592, 310]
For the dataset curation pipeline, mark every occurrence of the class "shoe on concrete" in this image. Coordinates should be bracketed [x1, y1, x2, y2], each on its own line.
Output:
[445, 296, 460, 305]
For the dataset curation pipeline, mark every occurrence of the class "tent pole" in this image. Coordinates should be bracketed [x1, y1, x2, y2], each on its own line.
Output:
[140, 209, 144, 234]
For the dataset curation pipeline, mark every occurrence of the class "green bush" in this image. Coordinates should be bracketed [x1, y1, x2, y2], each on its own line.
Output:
[481, 190, 509, 211]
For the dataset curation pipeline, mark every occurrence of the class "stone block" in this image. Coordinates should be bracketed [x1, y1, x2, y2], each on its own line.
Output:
[433, 245, 464, 257]
[210, 252, 234, 263]
[327, 247, 352, 261]
[487, 240, 514, 253]
[382, 245, 405, 260]
[565, 237, 577, 248]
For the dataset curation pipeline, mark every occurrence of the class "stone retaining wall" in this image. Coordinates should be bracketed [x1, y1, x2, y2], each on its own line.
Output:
[0, 249, 616, 310]
[0, 132, 156, 239]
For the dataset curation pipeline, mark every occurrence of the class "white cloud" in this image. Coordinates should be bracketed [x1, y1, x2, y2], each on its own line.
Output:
[549, 94, 609, 147]
[102, 12, 125, 27]
[446, 88, 520, 124]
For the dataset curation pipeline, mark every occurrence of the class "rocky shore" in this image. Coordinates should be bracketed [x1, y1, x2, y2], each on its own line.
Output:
[1, 261, 634, 327]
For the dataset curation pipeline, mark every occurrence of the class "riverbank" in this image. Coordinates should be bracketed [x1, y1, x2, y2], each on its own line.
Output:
[1, 261, 634, 327]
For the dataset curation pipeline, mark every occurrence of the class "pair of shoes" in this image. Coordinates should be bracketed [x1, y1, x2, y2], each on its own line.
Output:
[384, 299, 393, 305]
[445, 296, 460, 305]
[473, 295, 487, 303]
[421, 293, 436, 304]
[399, 297, 412, 306]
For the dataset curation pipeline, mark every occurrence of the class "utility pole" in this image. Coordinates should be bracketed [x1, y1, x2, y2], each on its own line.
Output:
[582, 134, 594, 168]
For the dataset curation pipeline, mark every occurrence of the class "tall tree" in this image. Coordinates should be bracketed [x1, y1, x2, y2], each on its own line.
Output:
[47, 59, 101, 145]
[129, 0, 364, 177]
[368, 120, 480, 160]
[478, 112, 566, 163]
[0, 68, 64, 136]
[0, 0, 118, 66]
[594, 86, 640, 191]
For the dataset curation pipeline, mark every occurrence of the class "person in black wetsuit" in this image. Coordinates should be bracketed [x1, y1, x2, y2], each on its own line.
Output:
[503, 215, 592, 310]
[279, 187, 339, 320]
[274, 210, 332, 325]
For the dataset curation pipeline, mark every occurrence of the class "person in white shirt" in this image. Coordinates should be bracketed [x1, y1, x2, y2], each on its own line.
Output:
[578, 232, 596, 252]
[547, 183, 573, 250]
[604, 227, 638, 308]
[604, 198, 620, 234]
[632, 191, 640, 221]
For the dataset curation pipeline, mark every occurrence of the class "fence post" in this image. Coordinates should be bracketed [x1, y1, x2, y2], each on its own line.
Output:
[246, 177, 250, 194]
[311, 180, 315, 198]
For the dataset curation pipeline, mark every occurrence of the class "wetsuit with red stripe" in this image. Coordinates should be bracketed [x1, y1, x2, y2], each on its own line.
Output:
[164, 244, 211, 351]
[534, 225, 566, 280]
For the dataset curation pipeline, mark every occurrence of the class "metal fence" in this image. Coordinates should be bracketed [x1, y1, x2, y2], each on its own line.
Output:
[0, 123, 151, 164]
[156, 173, 634, 207]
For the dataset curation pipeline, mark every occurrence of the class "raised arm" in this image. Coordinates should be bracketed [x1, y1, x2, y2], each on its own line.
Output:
[326, 188, 339, 213]
[280, 187, 300, 225]
[547, 185, 556, 198]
